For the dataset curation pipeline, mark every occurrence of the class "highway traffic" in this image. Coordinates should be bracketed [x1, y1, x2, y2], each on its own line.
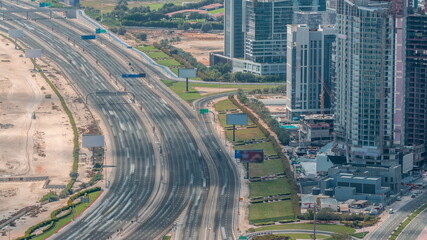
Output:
[0, 1, 239, 239]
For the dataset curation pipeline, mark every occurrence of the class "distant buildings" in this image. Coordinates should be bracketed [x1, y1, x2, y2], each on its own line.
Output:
[222, 0, 327, 77]
[293, 10, 336, 30]
[224, 0, 244, 58]
[286, 24, 336, 117]
[221, 0, 427, 202]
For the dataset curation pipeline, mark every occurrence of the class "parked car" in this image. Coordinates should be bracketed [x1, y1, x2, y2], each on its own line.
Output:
[389, 208, 394, 214]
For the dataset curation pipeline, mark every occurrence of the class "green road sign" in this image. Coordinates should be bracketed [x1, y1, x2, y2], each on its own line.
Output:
[200, 109, 209, 114]
[96, 28, 107, 34]
[239, 237, 247, 240]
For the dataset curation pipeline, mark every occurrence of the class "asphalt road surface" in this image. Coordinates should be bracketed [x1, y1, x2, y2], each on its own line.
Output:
[367, 191, 427, 240]
[1, 1, 240, 239]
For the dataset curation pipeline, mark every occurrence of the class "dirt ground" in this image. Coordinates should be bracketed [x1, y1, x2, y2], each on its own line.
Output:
[193, 87, 237, 96]
[0, 36, 99, 239]
[127, 29, 224, 66]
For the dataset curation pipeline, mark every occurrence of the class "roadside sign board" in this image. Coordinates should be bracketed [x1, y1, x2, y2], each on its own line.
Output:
[8, 29, 24, 38]
[81, 35, 96, 40]
[82, 134, 104, 148]
[239, 150, 264, 163]
[39, 2, 51, 7]
[95, 91, 127, 96]
[25, 49, 42, 58]
[239, 237, 247, 240]
[178, 68, 197, 78]
[122, 73, 146, 78]
[199, 109, 209, 114]
[226, 113, 248, 125]
[234, 150, 241, 159]
[96, 28, 107, 34]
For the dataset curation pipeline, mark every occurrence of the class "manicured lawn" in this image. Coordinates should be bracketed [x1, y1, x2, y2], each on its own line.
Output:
[145, 2, 164, 10]
[235, 141, 276, 156]
[353, 231, 369, 239]
[249, 158, 284, 177]
[249, 178, 291, 198]
[208, 8, 224, 15]
[161, 81, 278, 102]
[162, 80, 201, 102]
[225, 127, 265, 142]
[264, 233, 328, 239]
[145, 51, 170, 59]
[162, 80, 240, 103]
[215, 99, 239, 112]
[249, 200, 294, 223]
[157, 58, 182, 67]
[136, 45, 158, 51]
[32, 191, 102, 240]
[255, 223, 356, 234]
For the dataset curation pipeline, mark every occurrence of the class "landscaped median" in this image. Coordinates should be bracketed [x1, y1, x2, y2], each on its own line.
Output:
[253, 223, 356, 234]
[136, 45, 184, 75]
[214, 98, 299, 226]
[161, 79, 276, 103]
[17, 187, 102, 240]
[389, 202, 427, 240]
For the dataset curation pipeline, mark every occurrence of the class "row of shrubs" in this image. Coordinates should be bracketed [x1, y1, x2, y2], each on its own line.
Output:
[251, 196, 291, 204]
[17, 187, 102, 240]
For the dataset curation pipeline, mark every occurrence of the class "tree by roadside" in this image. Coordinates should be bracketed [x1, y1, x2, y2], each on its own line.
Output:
[200, 23, 213, 33]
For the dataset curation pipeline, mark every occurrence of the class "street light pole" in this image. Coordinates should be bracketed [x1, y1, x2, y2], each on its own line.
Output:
[313, 202, 318, 240]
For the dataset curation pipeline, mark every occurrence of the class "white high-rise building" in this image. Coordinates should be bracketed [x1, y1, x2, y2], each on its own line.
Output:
[334, 0, 398, 166]
[286, 24, 336, 117]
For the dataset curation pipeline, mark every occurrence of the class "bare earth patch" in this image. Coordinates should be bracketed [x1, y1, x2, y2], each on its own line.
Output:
[0, 35, 101, 239]
[126, 29, 224, 66]
[193, 87, 237, 96]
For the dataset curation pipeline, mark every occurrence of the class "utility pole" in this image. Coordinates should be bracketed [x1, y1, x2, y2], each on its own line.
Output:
[313, 201, 318, 240]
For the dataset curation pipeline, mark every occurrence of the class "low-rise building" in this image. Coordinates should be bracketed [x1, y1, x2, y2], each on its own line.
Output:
[320, 198, 338, 211]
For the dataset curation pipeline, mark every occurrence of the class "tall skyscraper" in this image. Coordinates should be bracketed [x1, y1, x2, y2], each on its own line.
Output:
[334, 0, 398, 166]
[403, 13, 427, 165]
[224, 0, 244, 58]
[286, 24, 336, 116]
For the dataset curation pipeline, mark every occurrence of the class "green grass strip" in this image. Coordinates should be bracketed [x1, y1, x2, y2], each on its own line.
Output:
[389, 203, 427, 240]
[17, 187, 102, 239]
[255, 223, 356, 234]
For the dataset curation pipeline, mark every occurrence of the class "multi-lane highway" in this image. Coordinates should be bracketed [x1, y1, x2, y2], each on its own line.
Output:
[0, 1, 239, 239]
[367, 191, 427, 240]
[398, 207, 427, 240]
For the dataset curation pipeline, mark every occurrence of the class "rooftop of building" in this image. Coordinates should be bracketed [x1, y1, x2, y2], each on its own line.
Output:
[304, 122, 331, 128]
[301, 114, 334, 121]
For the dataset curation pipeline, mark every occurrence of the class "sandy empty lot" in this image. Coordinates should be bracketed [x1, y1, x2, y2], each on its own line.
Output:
[0, 36, 100, 238]
[127, 29, 224, 66]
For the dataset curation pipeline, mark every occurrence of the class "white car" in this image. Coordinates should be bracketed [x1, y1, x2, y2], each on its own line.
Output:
[389, 208, 394, 214]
